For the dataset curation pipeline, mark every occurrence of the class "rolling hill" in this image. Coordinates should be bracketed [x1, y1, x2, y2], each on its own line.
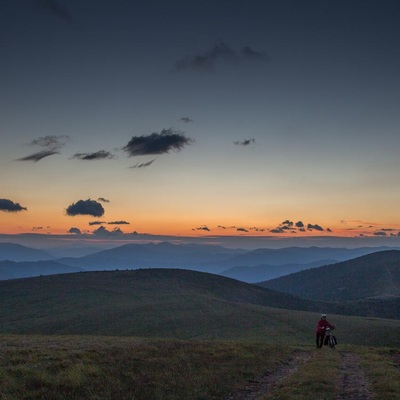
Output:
[259, 250, 400, 302]
[1, 268, 400, 347]
[258, 250, 400, 320]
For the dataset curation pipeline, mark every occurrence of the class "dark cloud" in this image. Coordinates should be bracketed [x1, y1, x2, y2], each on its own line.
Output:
[32, 226, 43, 231]
[307, 224, 324, 231]
[295, 221, 304, 228]
[66, 199, 105, 217]
[70, 151, 115, 161]
[33, 0, 72, 22]
[327, 228, 333, 232]
[217, 225, 227, 229]
[0, 198, 27, 212]
[92, 226, 123, 237]
[17, 150, 60, 162]
[17, 135, 69, 162]
[270, 228, 284, 234]
[89, 221, 106, 226]
[196, 225, 210, 232]
[108, 221, 130, 225]
[249, 227, 265, 232]
[281, 220, 294, 227]
[180, 117, 194, 123]
[234, 138, 255, 146]
[374, 231, 388, 236]
[68, 227, 81, 234]
[175, 41, 268, 72]
[129, 159, 156, 169]
[97, 198, 110, 203]
[123, 129, 193, 156]
[237, 227, 249, 233]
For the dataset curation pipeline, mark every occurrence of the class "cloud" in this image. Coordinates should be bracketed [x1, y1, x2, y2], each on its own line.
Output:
[175, 41, 268, 72]
[92, 226, 123, 237]
[0, 199, 27, 212]
[108, 221, 130, 225]
[234, 138, 255, 146]
[30, 135, 69, 149]
[296, 221, 304, 228]
[195, 225, 210, 232]
[307, 224, 324, 232]
[33, 0, 72, 22]
[270, 228, 284, 234]
[66, 199, 105, 217]
[97, 198, 110, 203]
[17, 150, 60, 162]
[237, 227, 249, 233]
[89, 221, 106, 226]
[129, 159, 156, 169]
[70, 151, 116, 160]
[123, 129, 193, 156]
[68, 227, 81, 234]
[17, 135, 70, 162]
[180, 117, 194, 123]
[373, 231, 388, 236]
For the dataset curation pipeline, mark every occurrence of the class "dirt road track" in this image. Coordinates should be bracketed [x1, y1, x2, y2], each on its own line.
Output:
[224, 351, 310, 400]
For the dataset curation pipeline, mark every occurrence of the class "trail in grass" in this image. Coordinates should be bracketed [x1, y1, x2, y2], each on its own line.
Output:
[336, 352, 372, 400]
[224, 351, 310, 400]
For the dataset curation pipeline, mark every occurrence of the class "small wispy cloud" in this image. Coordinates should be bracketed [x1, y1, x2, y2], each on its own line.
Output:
[70, 151, 116, 160]
[68, 227, 81, 234]
[234, 138, 255, 146]
[194, 225, 210, 232]
[180, 117, 194, 123]
[175, 41, 268, 72]
[129, 159, 156, 169]
[97, 198, 110, 203]
[123, 129, 193, 156]
[108, 221, 130, 225]
[17, 135, 70, 162]
[0, 198, 27, 212]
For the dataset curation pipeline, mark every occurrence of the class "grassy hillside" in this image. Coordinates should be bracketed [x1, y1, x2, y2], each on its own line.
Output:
[260, 250, 400, 301]
[1, 269, 400, 347]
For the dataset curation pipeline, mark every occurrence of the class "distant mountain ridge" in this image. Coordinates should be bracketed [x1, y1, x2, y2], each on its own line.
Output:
[0, 260, 83, 280]
[0, 242, 54, 262]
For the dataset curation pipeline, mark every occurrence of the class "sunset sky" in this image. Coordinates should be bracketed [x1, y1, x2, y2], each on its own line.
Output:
[1, 0, 400, 249]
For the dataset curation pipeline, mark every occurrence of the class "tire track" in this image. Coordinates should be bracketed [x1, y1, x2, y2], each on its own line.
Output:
[224, 351, 310, 400]
[336, 352, 372, 400]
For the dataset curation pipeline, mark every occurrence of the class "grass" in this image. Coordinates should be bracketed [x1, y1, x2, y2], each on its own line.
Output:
[262, 350, 340, 400]
[0, 335, 399, 400]
[355, 346, 400, 400]
[0, 335, 296, 400]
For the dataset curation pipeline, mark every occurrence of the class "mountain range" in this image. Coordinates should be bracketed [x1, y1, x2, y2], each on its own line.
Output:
[1, 241, 397, 281]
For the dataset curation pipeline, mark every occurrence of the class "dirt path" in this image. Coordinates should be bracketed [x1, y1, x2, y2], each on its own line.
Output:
[336, 352, 372, 400]
[224, 351, 310, 400]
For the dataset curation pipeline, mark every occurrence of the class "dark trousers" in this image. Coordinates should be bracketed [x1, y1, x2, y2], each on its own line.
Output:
[316, 332, 325, 348]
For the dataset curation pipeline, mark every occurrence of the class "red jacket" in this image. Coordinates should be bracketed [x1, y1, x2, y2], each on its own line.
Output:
[316, 319, 334, 334]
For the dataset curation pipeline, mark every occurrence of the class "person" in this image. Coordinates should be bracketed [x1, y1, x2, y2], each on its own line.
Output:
[316, 314, 335, 348]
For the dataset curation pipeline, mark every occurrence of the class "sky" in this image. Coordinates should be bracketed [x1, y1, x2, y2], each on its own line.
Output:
[1, 0, 400, 250]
